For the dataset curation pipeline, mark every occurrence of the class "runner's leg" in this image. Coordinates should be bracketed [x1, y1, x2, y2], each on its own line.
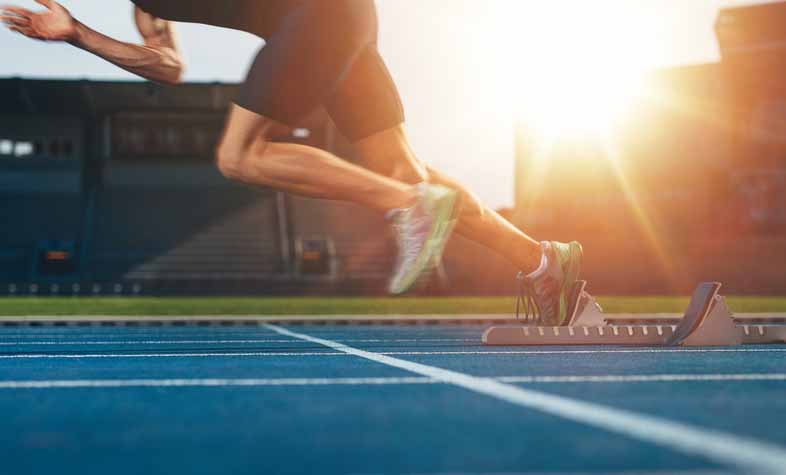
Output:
[216, 105, 415, 212]
[217, 0, 460, 294]
[327, 43, 543, 273]
[215, 0, 414, 212]
[354, 127, 542, 273]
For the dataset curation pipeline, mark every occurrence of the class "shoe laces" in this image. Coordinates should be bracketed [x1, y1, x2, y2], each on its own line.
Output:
[515, 271, 542, 324]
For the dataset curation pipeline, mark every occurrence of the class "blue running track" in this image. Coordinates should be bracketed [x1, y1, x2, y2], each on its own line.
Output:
[0, 321, 785, 475]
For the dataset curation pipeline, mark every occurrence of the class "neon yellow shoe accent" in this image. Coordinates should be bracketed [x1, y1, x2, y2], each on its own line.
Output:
[388, 185, 458, 295]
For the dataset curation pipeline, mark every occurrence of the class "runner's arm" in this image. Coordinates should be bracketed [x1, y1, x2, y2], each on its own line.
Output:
[70, 6, 184, 84]
[1, 0, 183, 84]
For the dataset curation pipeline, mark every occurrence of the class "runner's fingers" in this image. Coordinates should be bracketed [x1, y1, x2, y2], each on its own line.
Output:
[9, 25, 41, 38]
[1, 14, 30, 26]
[0, 6, 33, 18]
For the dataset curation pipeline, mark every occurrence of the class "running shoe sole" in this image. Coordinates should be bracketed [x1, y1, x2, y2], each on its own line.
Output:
[388, 187, 458, 295]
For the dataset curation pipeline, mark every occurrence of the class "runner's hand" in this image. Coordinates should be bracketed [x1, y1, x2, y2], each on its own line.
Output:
[1, 0, 77, 42]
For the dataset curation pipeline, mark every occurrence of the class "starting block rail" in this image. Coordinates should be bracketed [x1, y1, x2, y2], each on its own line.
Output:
[483, 282, 786, 347]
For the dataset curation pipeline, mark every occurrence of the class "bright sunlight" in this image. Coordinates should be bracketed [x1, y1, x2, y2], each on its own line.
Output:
[477, 1, 664, 140]
[470, 1, 678, 281]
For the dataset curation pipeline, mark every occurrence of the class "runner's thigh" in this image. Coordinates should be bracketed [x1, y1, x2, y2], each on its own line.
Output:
[236, 0, 377, 127]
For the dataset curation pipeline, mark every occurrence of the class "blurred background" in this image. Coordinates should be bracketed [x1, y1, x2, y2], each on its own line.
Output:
[1, 0, 785, 297]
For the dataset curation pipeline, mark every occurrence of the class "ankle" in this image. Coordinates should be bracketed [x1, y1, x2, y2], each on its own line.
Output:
[519, 242, 548, 276]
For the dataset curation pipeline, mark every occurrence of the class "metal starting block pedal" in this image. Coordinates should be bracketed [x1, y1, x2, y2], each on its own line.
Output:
[483, 281, 786, 347]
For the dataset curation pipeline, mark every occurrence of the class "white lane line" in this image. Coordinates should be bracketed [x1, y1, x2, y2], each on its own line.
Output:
[498, 374, 786, 384]
[1, 374, 784, 390]
[0, 352, 346, 359]
[0, 377, 436, 389]
[401, 471, 729, 475]
[265, 324, 786, 475]
[400, 472, 732, 475]
[2, 348, 786, 359]
[379, 349, 786, 355]
[0, 338, 473, 346]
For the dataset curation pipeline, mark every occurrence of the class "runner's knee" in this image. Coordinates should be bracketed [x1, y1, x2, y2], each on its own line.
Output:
[426, 168, 483, 218]
[388, 161, 429, 184]
[215, 142, 244, 180]
[215, 138, 272, 182]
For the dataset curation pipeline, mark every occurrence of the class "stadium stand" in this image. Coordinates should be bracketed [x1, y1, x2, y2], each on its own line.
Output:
[0, 78, 296, 295]
[90, 188, 281, 282]
[0, 193, 83, 282]
[0, 78, 463, 296]
[0, 82, 85, 287]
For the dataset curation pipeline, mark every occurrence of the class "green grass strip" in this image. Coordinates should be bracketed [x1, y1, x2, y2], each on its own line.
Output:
[0, 296, 784, 317]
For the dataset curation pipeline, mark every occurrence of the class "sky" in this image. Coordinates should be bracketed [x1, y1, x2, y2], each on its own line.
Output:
[0, 0, 773, 208]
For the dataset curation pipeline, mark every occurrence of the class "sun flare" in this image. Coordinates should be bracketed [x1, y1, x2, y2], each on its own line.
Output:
[517, 69, 647, 141]
[480, 1, 660, 141]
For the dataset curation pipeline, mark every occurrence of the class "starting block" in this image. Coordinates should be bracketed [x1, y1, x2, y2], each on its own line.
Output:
[483, 281, 786, 347]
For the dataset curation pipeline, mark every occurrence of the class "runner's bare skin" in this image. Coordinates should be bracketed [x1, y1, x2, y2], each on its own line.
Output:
[354, 126, 543, 272]
[2, 0, 543, 273]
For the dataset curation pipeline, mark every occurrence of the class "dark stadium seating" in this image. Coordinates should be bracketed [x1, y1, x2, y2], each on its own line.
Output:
[0, 193, 83, 281]
[90, 188, 281, 282]
[289, 196, 394, 280]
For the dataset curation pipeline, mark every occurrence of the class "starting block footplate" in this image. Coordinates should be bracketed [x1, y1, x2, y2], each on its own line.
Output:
[483, 282, 784, 347]
[482, 324, 677, 346]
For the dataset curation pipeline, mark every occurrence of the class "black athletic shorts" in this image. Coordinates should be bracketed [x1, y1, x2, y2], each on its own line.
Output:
[236, 0, 405, 142]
